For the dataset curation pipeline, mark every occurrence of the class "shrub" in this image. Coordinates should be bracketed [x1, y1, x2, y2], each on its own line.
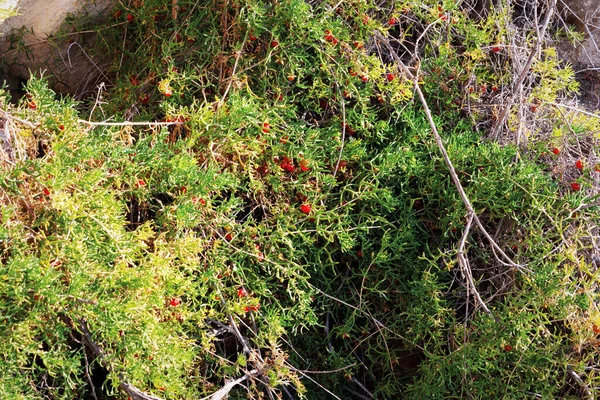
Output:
[1, 0, 599, 398]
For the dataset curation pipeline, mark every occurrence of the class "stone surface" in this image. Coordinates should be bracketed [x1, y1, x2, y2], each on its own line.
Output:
[1, 0, 113, 37]
[558, 0, 600, 66]
[556, 0, 600, 109]
[0, 0, 115, 97]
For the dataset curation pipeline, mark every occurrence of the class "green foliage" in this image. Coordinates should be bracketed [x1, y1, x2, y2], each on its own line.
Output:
[1, 0, 599, 399]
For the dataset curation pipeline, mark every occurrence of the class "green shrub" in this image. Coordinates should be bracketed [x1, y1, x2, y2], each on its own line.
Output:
[1, 0, 599, 398]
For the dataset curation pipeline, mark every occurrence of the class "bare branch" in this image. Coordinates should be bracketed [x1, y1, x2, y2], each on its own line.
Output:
[374, 31, 528, 275]
[491, 0, 558, 138]
[77, 319, 165, 400]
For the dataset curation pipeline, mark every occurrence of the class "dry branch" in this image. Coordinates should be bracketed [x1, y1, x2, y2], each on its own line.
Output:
[491, 0, 557, 139]
[77, 319, 165, 400]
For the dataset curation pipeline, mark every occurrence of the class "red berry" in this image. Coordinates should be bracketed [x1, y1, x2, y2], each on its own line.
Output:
[237, 288, 247, 298]
[504, 344, 513, 352]
[225, 233, 233, 241]
[58, 124, 65, 131]
[280, 157, 295, 172]
[262, 122, 271, 133]
[324, 30, 334, 42]
[361, 75, 368, 83]
[353, 41, 364, 49]
[388, 17, 397, 26]
[169, 298, 180, 307]
[491, 46, 500, 53]
[163, 88, 173, 97]
[129, 75, 140, 86]
[551, 147, 560, 155]
[28, 101, 37, 109]
[299, 159, 310, 172]
[126, 13, 134, 22]
[595, 164, 600, 172]
[386, 73, 395, 82]
[530, 105, 537, 112]
[342, 123, 356, 136]
[331, 37, 339, 45]
[571, 182, 581, 191]
[300, 204, 311, 214]
[136, 179, 146, 188]
[114, 9, 123, 19]
[139, 93, 150, 104]
[575, 159, 583, 170]
[491, 86, 498, 92]
[43, 187, 51, 196]
[244, 304, 260, 312]
[593, 325, 600, 333]
[271, 40, 279, 48]
[249, 33, 258, 41]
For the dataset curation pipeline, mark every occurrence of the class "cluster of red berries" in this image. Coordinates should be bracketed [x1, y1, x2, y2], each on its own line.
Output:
[324, 30, 339, 45]
[279, 156, 295, 172]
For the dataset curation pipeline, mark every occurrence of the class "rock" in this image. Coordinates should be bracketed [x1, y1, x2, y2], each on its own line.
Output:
[0, 0, 115, 98]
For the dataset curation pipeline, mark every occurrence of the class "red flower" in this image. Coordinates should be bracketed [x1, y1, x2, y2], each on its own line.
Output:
[136, 179, 146, 188]
[43, 187, 51, 196]
[300, 204, 311, 214]
[169, 298, 180, 307]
